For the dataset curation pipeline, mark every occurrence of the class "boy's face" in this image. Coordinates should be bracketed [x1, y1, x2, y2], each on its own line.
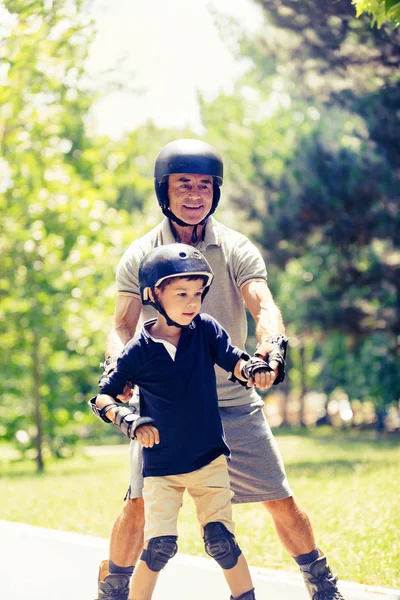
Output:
[155, 277, 205, 326]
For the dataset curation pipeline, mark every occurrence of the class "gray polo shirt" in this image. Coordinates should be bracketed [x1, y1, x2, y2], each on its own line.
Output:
[116, 217, 267, 407]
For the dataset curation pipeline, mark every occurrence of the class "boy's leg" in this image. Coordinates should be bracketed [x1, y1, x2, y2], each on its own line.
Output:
[223, 555, 255, 600]
[129, 475, 184, 600]
[187, 456, 255, 599]
[127, 555, 160, 600]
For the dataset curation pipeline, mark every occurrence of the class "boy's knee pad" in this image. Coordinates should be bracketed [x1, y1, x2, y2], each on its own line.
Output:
[203, 522, 242, 570]
[140, 536, 178, 572]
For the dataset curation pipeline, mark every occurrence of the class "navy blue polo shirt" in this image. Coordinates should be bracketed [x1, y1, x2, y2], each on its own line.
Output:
[99, 313, 247, 477]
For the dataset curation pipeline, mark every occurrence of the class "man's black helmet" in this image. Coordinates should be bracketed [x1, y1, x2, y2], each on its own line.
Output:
[139, 243, 214, 308]
[154, 139, 223, 228]
[155, 139, 223, 185]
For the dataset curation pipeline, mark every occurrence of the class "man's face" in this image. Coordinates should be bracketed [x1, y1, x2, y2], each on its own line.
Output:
[168, 173, 213, 225]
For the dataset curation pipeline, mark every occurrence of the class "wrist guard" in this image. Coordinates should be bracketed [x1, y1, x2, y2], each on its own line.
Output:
[98, 356, 120, 390]
[88, 396, 154, 439]
[113, 407, 155, 440]
[255, 334, 289, 385]
[241, 357, 272, 380]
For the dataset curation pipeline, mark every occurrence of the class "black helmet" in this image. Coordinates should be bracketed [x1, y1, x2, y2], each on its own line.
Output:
[139, 244, 214, 327]
[154, 139, 223, 229]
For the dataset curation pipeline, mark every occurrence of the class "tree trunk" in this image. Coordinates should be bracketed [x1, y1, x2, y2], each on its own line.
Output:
[281, 354, 290, 426]
[32, 331, 44, 473]
[299, 343, 307, 427]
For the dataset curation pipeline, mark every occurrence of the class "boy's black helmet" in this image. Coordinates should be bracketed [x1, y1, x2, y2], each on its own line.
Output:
[154, 139, 223, 228]
[139, 243, 214, 308]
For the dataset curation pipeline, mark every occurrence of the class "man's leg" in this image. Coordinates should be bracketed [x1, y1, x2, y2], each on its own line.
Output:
[262, 496, 315, 556]
[109, 497, 145, 567]
[264, 496, 344, 599]
[97, 497, 145, 600]
[97, 437, 145, 600]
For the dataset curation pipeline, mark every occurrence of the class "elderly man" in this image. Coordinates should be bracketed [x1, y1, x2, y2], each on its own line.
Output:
[92, 139, 345, 600]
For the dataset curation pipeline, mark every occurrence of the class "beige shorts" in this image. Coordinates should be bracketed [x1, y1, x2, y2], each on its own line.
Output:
[143, 455, 234, 541]
[128, 399, 292, 504]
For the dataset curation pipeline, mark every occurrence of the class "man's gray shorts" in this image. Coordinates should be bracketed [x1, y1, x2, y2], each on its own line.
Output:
[127, 399, 293, 504]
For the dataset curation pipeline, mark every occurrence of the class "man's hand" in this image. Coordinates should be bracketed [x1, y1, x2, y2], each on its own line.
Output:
[117, 382, 134, 403]
[255, 334, 289, 386]
[135, 424, 160, 448]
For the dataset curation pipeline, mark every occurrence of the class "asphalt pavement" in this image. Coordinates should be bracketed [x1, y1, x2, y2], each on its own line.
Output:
[1, 520, 399, 600]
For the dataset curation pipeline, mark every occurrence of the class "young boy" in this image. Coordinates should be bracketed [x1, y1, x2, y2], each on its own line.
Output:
[91, 244, 271, 600]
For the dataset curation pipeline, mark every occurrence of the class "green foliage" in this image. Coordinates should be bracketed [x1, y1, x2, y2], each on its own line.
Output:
[1, 0, 399, 470]
[203, 0, 400, 412]
[0, 0, 151, 469]
[353, 0, 400, 28]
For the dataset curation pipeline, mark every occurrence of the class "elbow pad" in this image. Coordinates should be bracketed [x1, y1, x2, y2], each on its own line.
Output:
[98, 356, 120, 389]
[88, 396, 116, 423]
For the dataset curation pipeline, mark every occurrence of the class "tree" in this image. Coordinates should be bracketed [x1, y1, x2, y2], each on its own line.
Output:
[0, 0, 151, 470]
[201, 0, 400, 416]
[353, 0, 400, 28]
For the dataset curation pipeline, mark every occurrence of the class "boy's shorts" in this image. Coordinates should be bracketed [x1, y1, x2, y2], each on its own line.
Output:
[143, 455, 234, 541]
[127, 398, 293, 504]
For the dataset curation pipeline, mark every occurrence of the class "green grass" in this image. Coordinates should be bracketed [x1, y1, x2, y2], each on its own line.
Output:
[1, 432, 399, 589]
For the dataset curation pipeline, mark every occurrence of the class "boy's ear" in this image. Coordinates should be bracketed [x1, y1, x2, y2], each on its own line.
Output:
[149, 288, 156, 303]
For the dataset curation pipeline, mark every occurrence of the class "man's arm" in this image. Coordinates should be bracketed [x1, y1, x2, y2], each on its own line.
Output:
[105, 295, 143, 356]
[101, 295, 143, 401]
[241, 280, 285, 339]
[241, 280, 286, 390]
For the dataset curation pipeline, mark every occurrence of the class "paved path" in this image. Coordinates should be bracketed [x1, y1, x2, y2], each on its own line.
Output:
[1, 520, 399, 600]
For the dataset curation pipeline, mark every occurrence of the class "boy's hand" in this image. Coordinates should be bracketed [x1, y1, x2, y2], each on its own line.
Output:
[135, 424, 160, 448]
[247, 361, 278, 390]
[242, 356, 274, 390]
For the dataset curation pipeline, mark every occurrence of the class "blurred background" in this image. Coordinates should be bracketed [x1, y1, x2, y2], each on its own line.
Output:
[0, 0, 399, 468]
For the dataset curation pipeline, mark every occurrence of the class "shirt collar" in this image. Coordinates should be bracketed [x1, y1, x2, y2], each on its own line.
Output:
[141, 317, 197, 344]
[158, 217, 221, 249]
[141, 318, 158, 343]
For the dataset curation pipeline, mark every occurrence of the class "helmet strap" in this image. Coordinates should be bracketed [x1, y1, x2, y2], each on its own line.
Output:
[191, 225, 198, 244]
[168, 219, 205, 246]
[151, 288, 187, 329]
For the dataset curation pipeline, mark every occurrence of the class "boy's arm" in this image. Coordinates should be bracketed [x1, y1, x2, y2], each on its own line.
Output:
[90, 349, 156, 439]
[232, 356, 272, 389]
[99, 296, 143, 401]
[89, 393, 156, 441]
[205, 316, 270, 389]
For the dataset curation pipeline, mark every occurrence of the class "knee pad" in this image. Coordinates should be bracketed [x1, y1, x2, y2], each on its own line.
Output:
[231, 589, 256, 600]
[140, 536, 178, 572]
[203, 522, 242, 570]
